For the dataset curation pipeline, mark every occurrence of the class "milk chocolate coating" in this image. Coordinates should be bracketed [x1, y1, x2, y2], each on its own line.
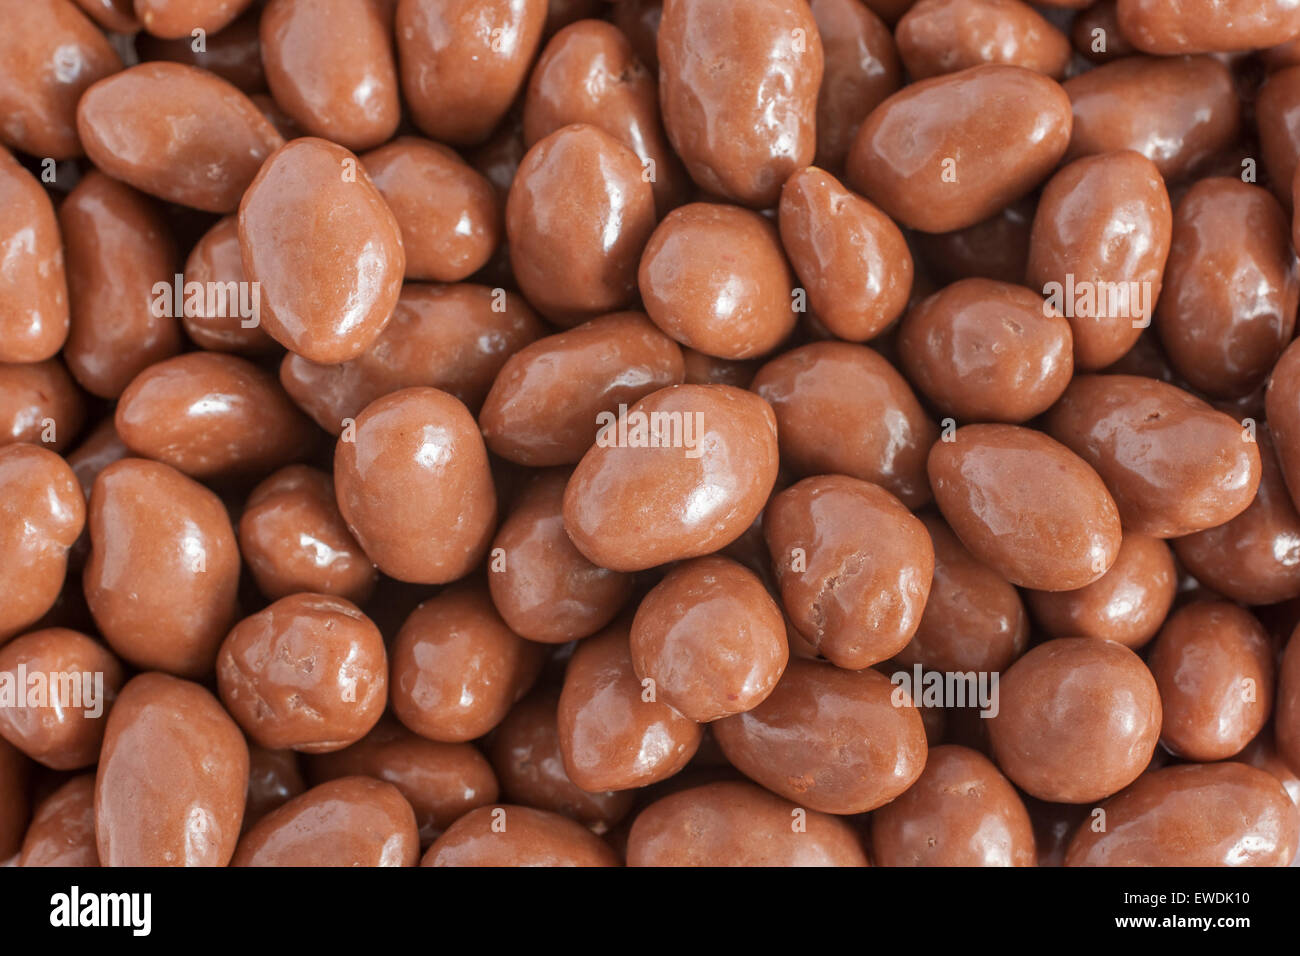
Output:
[489, 688, 634, 832]
[239, 137, 404, 364]
[1065, 763, 1299, 867]
[1266, 338, 1300, 516]
[1045, 375, 1262, 538]
[1149, 602, 1273, 763]
[135, 8, 264, 93]
[1279, 630, 1300, 775]
[713, 658, 927, 814]
[523, 19, 686, 215]
[0, 737, 29, 859]
[135, 0, 256, 38]
[639, 203, 796, 359]
[233, 776, 419, 866]
[261, 0, 399, 152]
[896, 0, 1070, 81]
[0, 628, 123, 769]
[810, 0, 901, 171]
[896, 512, 1028, 673]
[0, 444, 85, 644]
[1258, 67, 1300, 211]
[989, 638, 1161, 804]
[1062, 56, 1239, 181]
[658, 0, 823, 207]
[1117, 0, 1300, 55]
[779, 167, 912, 343]
[630, 555, 788, 721]
[871, 745, 1036, 867]
[307, 716, 499, 844]
[1239, 729, 1300, 808]
[334, 387, 497, 584]
[507, 124, 656, 325]
[60, 171, 182, 400]
[395, 0, 548, 147]
[628, 781, 868, 867]
[1026, 150, 1171, 371]
[915, 196, 1033, 286]
[422, 804, 620, 867]
[1026, 532, 1175, 648]
[282, 283, 544, 433]
[928, 424, 1122, 591]
[391, 581, 545, 743]
[239, 465, 378, 605]
[0, 148, 68, 363]
[84, 458, 240, 677]
[180, 216, 278, 354]
[1174, 428, 1300, 606]
[75, 0, 138, 32]
[847, 64, 1071, 233]
[78, 63, 283, 214]
[217, 594, 387, 754]
[557, 624, 702, 792]
[1157, 179, 1298, 399]
[480, 312, 685, 467]
[243, 745, 305, 831]
[96, 672, 249, 866]
[0, 0, 122, 159]
[0, 359, 85, 453]
[562, 384, 779, 572]
[898, 278, 1073, 422]
[19, 775, 98, 867]
[753, 342, 937, 509]
[487, 470, 633, 644]
[764, 475, 932, 670]
[116, 352, 315, 480]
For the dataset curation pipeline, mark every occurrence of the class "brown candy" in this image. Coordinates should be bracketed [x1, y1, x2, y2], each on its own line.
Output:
[239, 465, 377, 605]
[487, 470, 633, 644]
[306, 716, 499, 844]
[507, 124, 656, 325]
[1026, 150, 1172, 371]
[260, 0, 400, 152]
[1147, 602, 1274, 763]
[1116, 0, 1300, 55]
[0, 148, 68, 363]
[395, 0, 548, 147]
[895, 512, 1028, 673]
[778, 167, 912, 343]
[846, 64, 1071, 233]
[217, 594, 387, 754]
[898, 278, 1073, 422]
[19, 775, 98, 867]
[1045, 375, 1262, 538]
[96, 672, 249, 866]
[390, 582, 545, 743]
[489, 688, 634, 832]
[135, 8, 264, 93]
[180, 216, 277, 354]
[871, 745, 1036, 867]
[0, 444, 86, 644]
[928, 424, 1122, 591]
[0, 359, 85, 452]
[239, 137, 405, 364]
[629, 555, 788, 721]
[233, 776, 419, 866]
[1065, 763, 1299, 866]
[627, 781, 868, 867]
[557, 624, 703, 792]
[753, 342, 937, 509]
[334, 387, 497, 584]
[0, 628, 123, 769]
[135, 0, 255, 37]
[421, 804, 619, 866]
[989, 638, 1161, 804]
[84, 458, 239, 677]
[810, 0, 901, 170]
[658, 0, 823, 207]
[1157, 179, 1298, 399]
[895, 0, 1070, 81]
[562, 384, 779, 572]
[764, 475, 933, 670]
[480, 312, 685, 467]
[1279, 630, 1300, 775]
[77, 62, 283, 213]
[1025, 532, 1175, 649]
[116, 352, 314, 480]
[713, 658, 927, 814]
[281, 283, 544, 432]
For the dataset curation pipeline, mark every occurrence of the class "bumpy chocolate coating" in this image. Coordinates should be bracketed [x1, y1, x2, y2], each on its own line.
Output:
[422, 804, 620, 867]
[19, 775, 98, 867]
[0, 148, 68, 363]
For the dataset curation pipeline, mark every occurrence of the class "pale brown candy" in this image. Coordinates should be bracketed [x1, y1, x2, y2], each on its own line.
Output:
[0, 148, 68, 363]
[422, 805, 620, 867]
